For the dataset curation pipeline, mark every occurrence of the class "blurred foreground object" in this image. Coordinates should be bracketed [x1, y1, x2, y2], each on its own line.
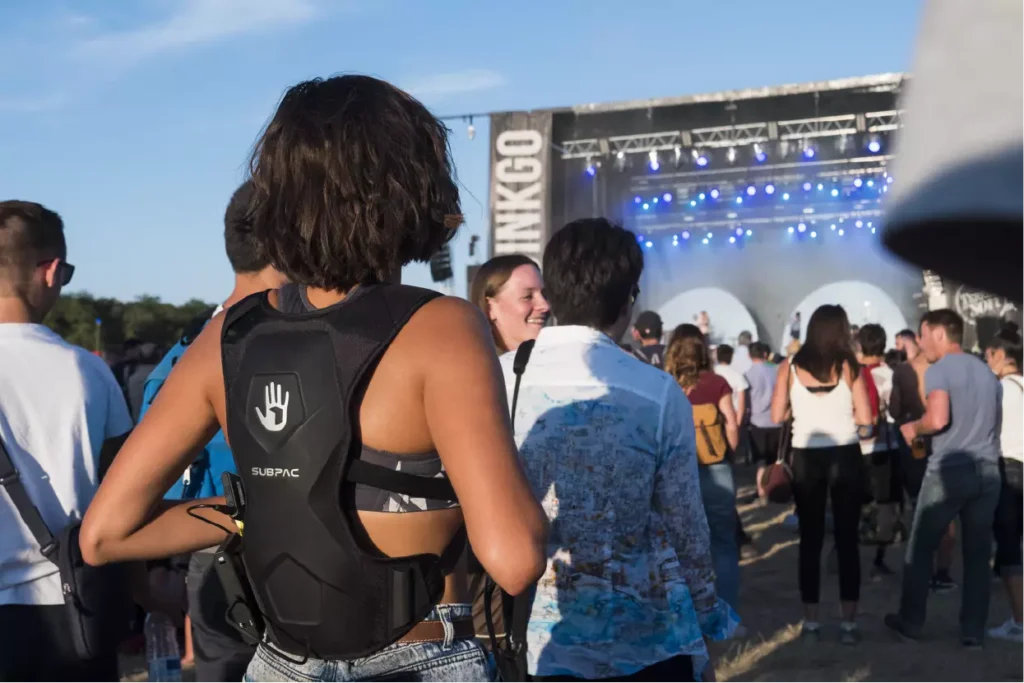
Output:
[884, 0, 1023, 303]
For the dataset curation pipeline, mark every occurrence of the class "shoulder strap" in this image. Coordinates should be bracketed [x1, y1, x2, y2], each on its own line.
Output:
[0, 437, 58, 559]
[1008, 375, 1024, 392]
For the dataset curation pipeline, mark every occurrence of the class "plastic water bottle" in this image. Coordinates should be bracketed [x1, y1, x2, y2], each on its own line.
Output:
[144, 612, 182, 682]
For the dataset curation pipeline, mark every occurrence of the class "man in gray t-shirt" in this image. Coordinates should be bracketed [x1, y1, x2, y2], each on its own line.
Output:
[887, 309, 1003, 645]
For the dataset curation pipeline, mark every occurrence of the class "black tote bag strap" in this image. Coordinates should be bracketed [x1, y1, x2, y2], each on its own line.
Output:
[0, 436, 58, 559]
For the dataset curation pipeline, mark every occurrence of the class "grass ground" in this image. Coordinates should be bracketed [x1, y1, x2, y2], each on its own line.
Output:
[120, 465, 1022, 682]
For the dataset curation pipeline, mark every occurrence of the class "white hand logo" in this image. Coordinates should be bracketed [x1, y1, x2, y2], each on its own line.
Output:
[255, 382, 290, 432]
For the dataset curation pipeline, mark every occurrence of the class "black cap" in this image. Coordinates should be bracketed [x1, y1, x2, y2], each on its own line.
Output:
[634, 311, 663, 339]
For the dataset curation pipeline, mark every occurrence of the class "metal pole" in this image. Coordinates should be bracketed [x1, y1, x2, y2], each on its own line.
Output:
[95, 318, 102, 354]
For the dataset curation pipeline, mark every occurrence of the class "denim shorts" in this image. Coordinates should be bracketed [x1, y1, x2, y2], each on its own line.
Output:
[244, 604, 495, 682]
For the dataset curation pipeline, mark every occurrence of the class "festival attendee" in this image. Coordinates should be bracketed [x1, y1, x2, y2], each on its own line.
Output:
[503, 218, 737, 681]
[714, 344, 748, 420]
[666, 324, 741, 613]
[697, 310, 711, 338]
[732, 331, 754, 376]
[896, 329, 921, 362]
[856, 324, 901, 576]
[889, 330, 957, 592]
[632, 310, 665, 368]
[886, 309, 1002, 647]
[746, 342, 782, 500]
[984, 328, 1023, 642]
[770, 305, 872, 645]
[80, 74, 548, 682]
[126, 342, 162, 422]
[470, 254, 549, 354]
[0, 201, 133, 681]
[138, 181, 287, 682]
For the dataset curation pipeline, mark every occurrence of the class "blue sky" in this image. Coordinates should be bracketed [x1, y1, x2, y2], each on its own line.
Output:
[0, 0, 922, 304]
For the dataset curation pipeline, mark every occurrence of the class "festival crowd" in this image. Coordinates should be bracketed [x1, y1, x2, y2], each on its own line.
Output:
[0, 74, 1020, 683]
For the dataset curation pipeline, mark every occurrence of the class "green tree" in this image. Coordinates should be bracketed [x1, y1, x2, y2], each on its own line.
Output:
[44, 292, 215, 353]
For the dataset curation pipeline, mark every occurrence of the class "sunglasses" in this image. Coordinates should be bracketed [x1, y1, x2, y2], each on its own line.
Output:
[38, 259, 75, 286]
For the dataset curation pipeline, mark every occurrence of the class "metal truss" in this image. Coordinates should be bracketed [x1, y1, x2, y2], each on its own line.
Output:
[865, 110, 902, 132]
[560, 111, 902, 159]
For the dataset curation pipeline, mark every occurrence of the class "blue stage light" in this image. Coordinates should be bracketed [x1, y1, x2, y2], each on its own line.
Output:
[754, 145, 768, 163]
[853, 178, 863, 188]
[866, 179, 875, 188]
[787, 226, 795, 234]
[642, 203, 650, 210]
[735, 227, 744, 236]
[689, 200, 697, 207]
[586, 164, 597, 177]
[797, 223, 807, 233]
[707, 232, 714, 239]
[746, 229, 753, 237]
[702, 238, 709, 245]
[802, 182, 812, 192]
[652, 197, 659, 204]
[644, 240, 653, 248]
[682, 231, 691, 239]
[855, 220, 864, 228]
[710, 189, 720, 200]
[695, 154, 709, 168]
[634, 196, 642, 204]
[782, 192, 790, 201]
[663, 193, 673, 203]
[868, 139, 882, 154]
[803, 146, 816, 160]
[729, 236, 736, 244]
[810, 231, 817, 238]
[838, 228, 845, 235]
[699, 192, 707, 201]
[735, 197, 743, 205]
[817, 183, 824, 191]
[830, 224, 837, 231]
[830, 188, 839, 197]
[746, 185, 757, 196]
[765, 183, 776, 195]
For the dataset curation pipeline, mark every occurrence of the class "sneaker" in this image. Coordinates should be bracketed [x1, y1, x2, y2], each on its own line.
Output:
[839, 622, 861, 646]
[884, 613, 922, 641]
[931, 571, 957, 594]
[988, 618, 1024, 643]
[801, 621, 823, 641]
[961, 636, 983, 650]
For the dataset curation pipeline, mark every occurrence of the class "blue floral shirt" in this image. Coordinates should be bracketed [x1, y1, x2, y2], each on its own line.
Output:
[500, 326, 738, 679]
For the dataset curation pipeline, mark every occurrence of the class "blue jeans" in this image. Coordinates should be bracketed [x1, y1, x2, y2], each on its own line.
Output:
[698, 462, 740, 609]
[244, 604, 494, 682]
[899, 459, 1001, 640]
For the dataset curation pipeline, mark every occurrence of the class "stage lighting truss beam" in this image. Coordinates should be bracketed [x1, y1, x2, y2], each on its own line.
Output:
[634, 208, 884, 233]
[559, 111, 902, 160]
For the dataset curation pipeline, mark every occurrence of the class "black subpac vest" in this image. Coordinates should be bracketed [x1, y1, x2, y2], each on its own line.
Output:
[220, 283, 464, 660]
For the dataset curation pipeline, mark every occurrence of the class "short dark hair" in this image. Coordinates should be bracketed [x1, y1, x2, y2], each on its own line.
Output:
[542, 218, 643, 329]
[986, 327, 1023, 368]
[248, 75, 461, 291]
[896, 329, 918, 343]
[0, 201, 66, 290]
[858, 323, 887, 357]
[223, 182, 272, 274]
[737, 331, 753, 345]
[921, 309, 964, 346]
[716, 344, 734, 364]
[749, 341, 770, 360]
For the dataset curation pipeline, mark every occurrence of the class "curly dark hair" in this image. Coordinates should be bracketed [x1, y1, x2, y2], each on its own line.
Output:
[541, 218, 643, 329]
[665, 324, 709, 391]
[247, 75, 462, 291]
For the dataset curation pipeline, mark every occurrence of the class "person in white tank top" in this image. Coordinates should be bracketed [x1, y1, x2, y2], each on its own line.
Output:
[771, 305, 873, 645]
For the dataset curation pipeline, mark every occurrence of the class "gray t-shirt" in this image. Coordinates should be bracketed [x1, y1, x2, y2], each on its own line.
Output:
[924, 352, 1002, 469]
[745, 361, 779, 429]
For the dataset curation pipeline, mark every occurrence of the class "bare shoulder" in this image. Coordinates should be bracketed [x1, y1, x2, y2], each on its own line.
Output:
[404, 295, 494, 351]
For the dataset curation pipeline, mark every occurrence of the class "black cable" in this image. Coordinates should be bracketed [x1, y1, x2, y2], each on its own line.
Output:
[186, 503, 237, 536]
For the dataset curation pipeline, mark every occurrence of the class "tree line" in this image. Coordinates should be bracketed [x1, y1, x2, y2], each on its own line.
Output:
[44, 293, 215, 353]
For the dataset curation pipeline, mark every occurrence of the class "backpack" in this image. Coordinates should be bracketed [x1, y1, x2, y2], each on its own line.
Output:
[691, 401, 728, 465]
[138, 313, 235, 499]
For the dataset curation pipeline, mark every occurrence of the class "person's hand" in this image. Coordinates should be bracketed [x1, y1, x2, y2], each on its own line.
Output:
[900, 422, 917, 446]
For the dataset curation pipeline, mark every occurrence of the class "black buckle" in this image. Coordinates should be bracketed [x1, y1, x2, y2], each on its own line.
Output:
[0, 470, 19, 486]
[40, 541, 58, 558]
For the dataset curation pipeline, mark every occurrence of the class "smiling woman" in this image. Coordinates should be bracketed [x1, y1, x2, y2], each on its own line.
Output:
[470, 255, 550, 354]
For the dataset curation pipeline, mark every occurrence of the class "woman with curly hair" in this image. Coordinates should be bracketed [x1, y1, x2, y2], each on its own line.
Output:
[665, 324, 741, 612]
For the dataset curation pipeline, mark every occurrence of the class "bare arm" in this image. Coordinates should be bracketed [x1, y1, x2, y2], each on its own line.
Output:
[80, 320, 232, 566]
[846, 361, 873, 430]
[421, 298, 547, 596]
[909, 390, 951, 437]
[770, 360, 791, 425]
[719, 393, 740, 452]
[735, 388, 747, 428]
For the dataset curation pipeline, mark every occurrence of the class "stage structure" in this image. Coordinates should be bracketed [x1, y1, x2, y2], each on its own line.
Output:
[487, 74, 1017, 350]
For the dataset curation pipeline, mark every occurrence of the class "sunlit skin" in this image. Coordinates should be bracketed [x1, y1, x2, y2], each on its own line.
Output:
[487, 264, 550, 353]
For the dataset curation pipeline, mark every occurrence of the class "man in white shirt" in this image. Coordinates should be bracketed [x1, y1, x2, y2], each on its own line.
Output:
[731, 331, 754, 377]
[501, 218, 736, 681]
[0, 201, 133, 681]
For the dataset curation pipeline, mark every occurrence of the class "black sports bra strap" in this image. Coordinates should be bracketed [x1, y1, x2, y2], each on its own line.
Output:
[346, 459, 457, 503]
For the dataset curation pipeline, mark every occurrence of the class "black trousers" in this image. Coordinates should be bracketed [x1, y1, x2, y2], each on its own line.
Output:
[750, 425, 783, 465]
[0, 604, 118, 682]
[532, 655, 694, 681]
[187, 552, 257, 682]
[994, 459, 1024, 575]
[791, 444, 865, 604]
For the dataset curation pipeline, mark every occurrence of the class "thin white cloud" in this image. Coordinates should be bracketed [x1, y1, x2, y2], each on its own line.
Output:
[76, 0, 318, 65]
[405, 69, 506, 101]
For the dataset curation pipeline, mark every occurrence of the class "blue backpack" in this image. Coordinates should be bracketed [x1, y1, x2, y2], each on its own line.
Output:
[139, 316, 236, 500]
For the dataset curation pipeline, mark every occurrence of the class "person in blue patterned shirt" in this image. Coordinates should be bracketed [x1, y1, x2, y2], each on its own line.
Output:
[500, 218, 738, 681]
